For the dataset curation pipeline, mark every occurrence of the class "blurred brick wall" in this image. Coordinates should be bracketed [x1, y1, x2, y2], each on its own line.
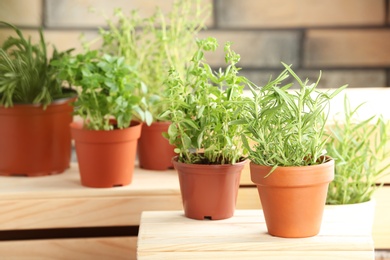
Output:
[0, 0, 389, 88]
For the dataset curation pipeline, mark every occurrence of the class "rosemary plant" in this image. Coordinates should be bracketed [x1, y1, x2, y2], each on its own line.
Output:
[241, 64, 347, 174]
[0, 21, 73, 108]
[326, 96, 390, 204]
[160, 37, 251, 165]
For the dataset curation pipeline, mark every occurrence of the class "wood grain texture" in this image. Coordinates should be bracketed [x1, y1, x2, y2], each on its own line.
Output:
[0, 237, 137, 260]
[0, 163, 180, 199]
[137, 210, 374, 260]
[0, 164, 182, 229]
[372, 188, 390, 249]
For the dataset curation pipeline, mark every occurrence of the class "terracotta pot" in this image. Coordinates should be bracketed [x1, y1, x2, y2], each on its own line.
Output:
[173, 157, 247, 220]
[250, 157, 334, 238]
[138, 121, 176, 170]
[0, 97, 75, 176]
[71, 121, 142, 188]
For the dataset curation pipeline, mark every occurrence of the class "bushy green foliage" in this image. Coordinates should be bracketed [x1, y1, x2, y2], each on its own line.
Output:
[52, 50, 150, 130]
[0, 22, 73, 108]
[97, 0, 210, 121]
[241, 64, 347, 174]
[326, 96, 390, 204]
[160, 37, 251, 165]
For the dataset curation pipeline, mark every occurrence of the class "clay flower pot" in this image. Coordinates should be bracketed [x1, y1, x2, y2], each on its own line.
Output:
[0, 97, 75, 176]
[138, 121, 176, 170]
[250, 157, 334, 238]
[173, 157, 247, 220]
[71, 121, 142, 188]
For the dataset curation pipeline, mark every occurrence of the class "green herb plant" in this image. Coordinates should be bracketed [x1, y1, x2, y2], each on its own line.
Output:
[97, 0, 210, 121]
[326, 96, 390, 205]
[241, 64, 347, 175]
[160, 37, 251, 165]
[0, 21, 73, 108]
[52, 50, 148, 131]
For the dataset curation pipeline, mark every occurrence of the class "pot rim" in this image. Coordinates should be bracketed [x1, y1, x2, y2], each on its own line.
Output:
[250, 156, 334, 187]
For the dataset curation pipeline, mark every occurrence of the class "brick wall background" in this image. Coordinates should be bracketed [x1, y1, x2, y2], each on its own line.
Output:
[1, 0, 390, 88]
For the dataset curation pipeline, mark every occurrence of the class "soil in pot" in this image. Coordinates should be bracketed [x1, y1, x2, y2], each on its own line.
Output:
[250, 158, 334, 238]
[71, 121, 142, 188]
[173, 157, 247, 220]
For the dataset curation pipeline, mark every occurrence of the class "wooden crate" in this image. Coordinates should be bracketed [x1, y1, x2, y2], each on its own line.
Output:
[0, 164, 182, 259]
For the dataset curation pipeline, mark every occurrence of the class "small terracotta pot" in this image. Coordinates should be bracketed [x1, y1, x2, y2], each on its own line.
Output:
[138, 121, 176, 170]
[250, 157, 334, 238]
[173, 157, 247, 220]
[0, 97, 75, 176]
[71, 121, 142, 188]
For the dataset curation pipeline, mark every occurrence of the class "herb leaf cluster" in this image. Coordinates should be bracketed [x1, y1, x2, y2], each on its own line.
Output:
[326, 96, 390, 204]
[52, 50, 149, 130]
[0, 22, 72, 108]
[98, 0, 210, 121]
[241, 64, 347, 171]
[161, 37, 251, 165]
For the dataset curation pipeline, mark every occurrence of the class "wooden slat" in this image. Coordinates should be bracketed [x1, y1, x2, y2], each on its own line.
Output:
[0, 196, 182, 229]
[0, 163, 182, 229]
[138, 251, 373, 260]
[137, 210, 374, 260]
[236, 187, 261, 209]
[372, 187, 390, 249]
[0, 237, 136, 259]
[0, 163, 180, 199]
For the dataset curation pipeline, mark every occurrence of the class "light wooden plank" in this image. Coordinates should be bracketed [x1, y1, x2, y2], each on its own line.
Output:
[0, 237, 136, 260]
[237, 187, 261, 209]
[138, 210, 374, 259]
[138, 251, 374, 260]
[0, 163, 183, 229]
[372, 187, 390, 249]
[0, 163, 181, 199]
[0, 196, 182, 229]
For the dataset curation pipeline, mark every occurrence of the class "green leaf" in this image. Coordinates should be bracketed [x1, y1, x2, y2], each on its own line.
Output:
[144, 110, 153, 126]
[168, 123, 177, 137]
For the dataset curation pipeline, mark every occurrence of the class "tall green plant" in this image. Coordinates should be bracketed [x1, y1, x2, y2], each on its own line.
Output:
[326, 96, 390, 204]
[0, 21, 72, 108]
[241, 64, 347, 174]
[160, 37, 251, 165]
[97, 0, 210, 120]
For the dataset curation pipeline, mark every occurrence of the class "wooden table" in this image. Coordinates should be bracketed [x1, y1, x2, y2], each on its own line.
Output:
[137, 209, 375, 260]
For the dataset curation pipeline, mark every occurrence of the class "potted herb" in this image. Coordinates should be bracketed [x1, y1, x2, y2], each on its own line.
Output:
[160, 37, 249, 220]
[325, 96, 390, 231]
[240, 64, 347, 237]
[98, 0, 210, 170]
[52, 50, 149, 188]
[0, 21, 76, 177]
